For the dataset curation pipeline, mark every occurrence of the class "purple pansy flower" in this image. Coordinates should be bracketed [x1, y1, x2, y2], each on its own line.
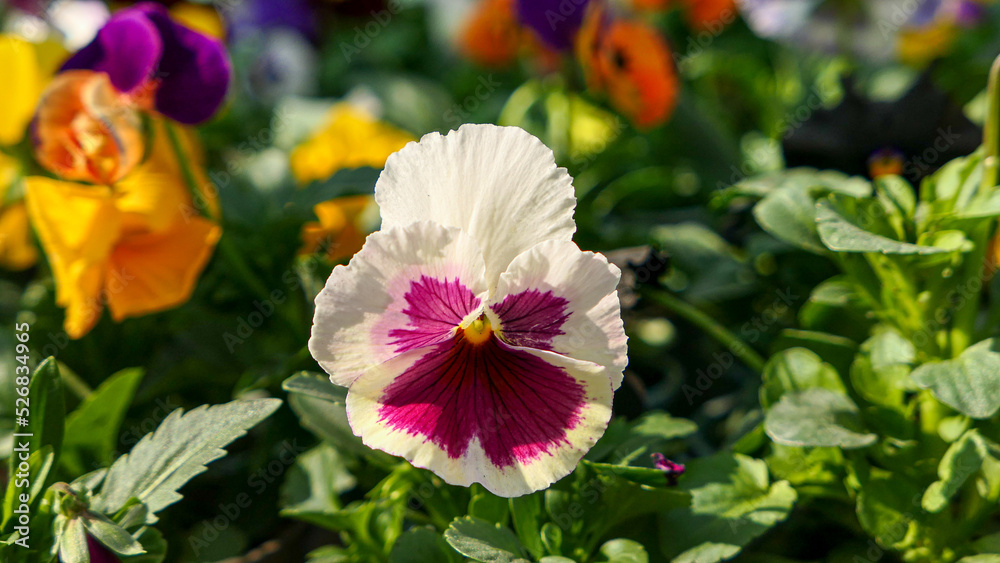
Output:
[62, 2, 231, 124]
[652, 453, 686, 485]
[516, 0, 591, 51]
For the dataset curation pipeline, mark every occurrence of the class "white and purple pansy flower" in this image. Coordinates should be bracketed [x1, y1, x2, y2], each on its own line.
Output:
[308, 124, 628, 497]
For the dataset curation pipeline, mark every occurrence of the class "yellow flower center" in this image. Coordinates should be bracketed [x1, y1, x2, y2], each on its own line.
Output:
[462, 316, 493, 345]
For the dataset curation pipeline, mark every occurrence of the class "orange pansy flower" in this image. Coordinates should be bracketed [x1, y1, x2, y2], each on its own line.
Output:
[26, 120, 221, 338]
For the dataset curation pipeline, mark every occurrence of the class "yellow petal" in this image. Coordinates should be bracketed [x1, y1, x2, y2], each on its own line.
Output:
[105, 216, 221, 321]
[170, 3, 227, 40]
[0, 203, 39, 271]
[290, 105, 414, 184]
[0, 35, 40, 146]
[299, 195, 374, 261]
[25, 177, 121, 336]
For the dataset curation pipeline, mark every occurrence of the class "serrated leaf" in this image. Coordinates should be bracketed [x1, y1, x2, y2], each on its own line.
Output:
[765, 389, 876, 449]
[444, 516, 528, 563]
[923, 430, 988, 513]
[93, 398, 281, 516]
[61, 368, 143, 476]
[911, 339, 1000, 419]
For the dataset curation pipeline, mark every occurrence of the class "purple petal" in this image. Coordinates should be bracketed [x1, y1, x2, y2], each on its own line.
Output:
[135, 3, 232, 124]
[62, 9, 162, 93]
[87, 535, 121, 563]
[516, 0, 590, 51]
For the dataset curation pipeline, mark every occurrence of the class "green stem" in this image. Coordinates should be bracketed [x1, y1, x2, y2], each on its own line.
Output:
[642, 288, 767, 374]
[164, 122, 308, 343]
[980, 53, 1000, 193]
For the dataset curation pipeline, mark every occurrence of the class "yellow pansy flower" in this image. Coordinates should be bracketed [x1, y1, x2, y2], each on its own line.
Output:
[0, 154, 39, 271]
[299, 194, 377, 262]
[289, 104, 415, 184]
[25, 121, 221, 339]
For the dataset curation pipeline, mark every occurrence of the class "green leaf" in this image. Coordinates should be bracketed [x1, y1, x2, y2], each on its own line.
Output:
[93, 398, 282, 517]
[630, 413, 698, 441]
[539, 558, 576, 563]
[753, 186, 826, 253]
[443, 516, 528, 563]
[58, 517, 89, 563]
[759, 348, 844, 408]
[582, 461, 677, 488]
[875, 175, 916, 223]
[282, 371, 347, 404]
[598, 539, 649, 563]
[281, 444, 355, 522]
[764, 388, 876, 449]
[922, 430, 988, 513]
[81, 512, 145, 556]
[61, 368, 144, 476]
[659, 453, 796, 563]
[2, 445, 54, 532]
[509, 494, 544, 560]
[130, 527, 167, 563]
[13, 358, 65, 475]
[772, 329, 858, 376]
[911, 339, 1000, 419]
[540, 522, 562, 555]
[855, 471, 920, 549]
[390, 527, 459, 563]
[958, 557, 1000, 563]
[816, 198, 953, 255]
[469, 486, 509, 525]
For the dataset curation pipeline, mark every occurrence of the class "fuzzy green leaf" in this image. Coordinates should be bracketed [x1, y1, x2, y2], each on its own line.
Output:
[444, 516, 529, 563]
[94, 398, 281, 516]
[765, 388, 876, 449]
[923, 430, 988, 513]
[912, 339, 1000, 419]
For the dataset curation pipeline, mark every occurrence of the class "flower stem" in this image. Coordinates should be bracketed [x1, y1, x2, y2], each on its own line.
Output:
[641, 288, 767, 374]
[980, 52, 1000, 193]
[163, 121, 309, 344]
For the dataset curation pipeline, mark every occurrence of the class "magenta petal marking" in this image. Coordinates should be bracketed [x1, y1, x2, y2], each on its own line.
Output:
[389, 276, 481, 353]
[492, 289, 570, 350]
[378, 334, 586, 468]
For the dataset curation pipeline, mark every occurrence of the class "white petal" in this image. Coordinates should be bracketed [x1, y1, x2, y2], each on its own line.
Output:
[345, 342, 613, 497]
[375, 124, 576, 292]
[489, 240, 628, 389]
[308, 221, 488, 387]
